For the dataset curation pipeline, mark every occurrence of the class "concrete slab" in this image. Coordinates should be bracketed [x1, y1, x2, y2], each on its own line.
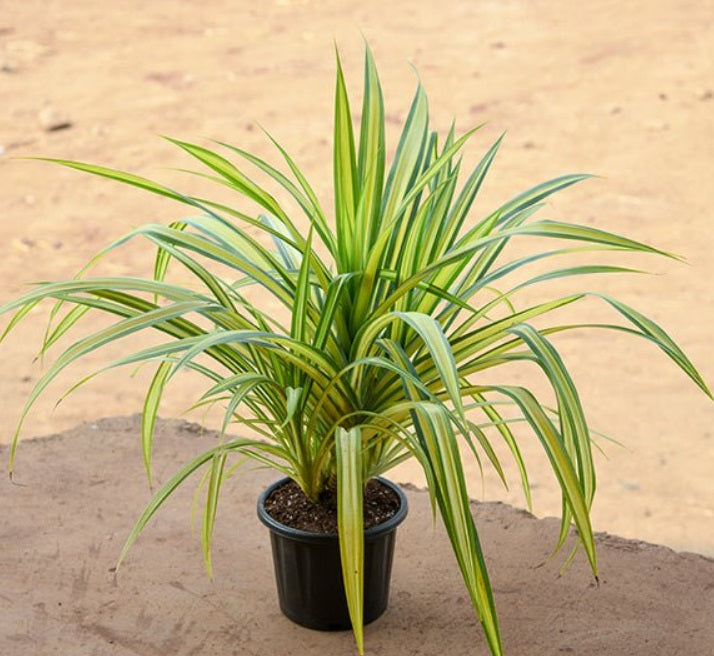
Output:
[2, 416, 712, 655]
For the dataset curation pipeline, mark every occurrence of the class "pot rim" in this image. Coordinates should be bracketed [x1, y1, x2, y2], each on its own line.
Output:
[257, 476, 408, 543]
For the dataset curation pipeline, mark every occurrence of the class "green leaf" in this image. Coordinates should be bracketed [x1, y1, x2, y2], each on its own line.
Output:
[8, 300, 217, 475]
[260, 130, 338, 256]
[509, 324, 595, 549]
[434, 134, 504, 258]
[202, 451, 228, 578]
[381, 82, 429, 225]
[392, 312, 465, 420]
[164, 137, 300, 242]
[334, 50, 358, 272]
[290, 229, 314, 358]
[141, 360, 173, 487]
[39, 304, 91, 355]
[215, 139, 336, 257]
[0, 300, 41, 343]
[282, 386, 302, 428]
[521, 220, 679, 258]
[28, 157, 189, 203]
[597, 294, 713, 398]
[488, 384, 598, 573]
[335, 426, 364, 654]
[118, 438, 258, 568]
[491, 174, 593, 228]
[412, 403, 503, 656]
[468, 390, 533, 510]
[356, 43, 386, 255]
[153, 220, 187, 288]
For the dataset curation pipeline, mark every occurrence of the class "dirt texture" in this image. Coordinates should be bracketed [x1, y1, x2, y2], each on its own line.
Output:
[1, 0, 713, 560]
[2, 415, 713, 655]
[264, 478, 401, 534]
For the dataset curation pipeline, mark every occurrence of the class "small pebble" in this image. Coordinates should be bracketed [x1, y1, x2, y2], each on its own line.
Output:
[38, 105, 73, 132]
[145, 71, 194, 90]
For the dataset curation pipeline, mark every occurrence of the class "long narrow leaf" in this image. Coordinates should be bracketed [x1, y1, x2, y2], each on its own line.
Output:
[141, 360, 174, 486]
[117, 438, 257, 568]
[335, 426, 364, 654]
[412, 404, 502, 656]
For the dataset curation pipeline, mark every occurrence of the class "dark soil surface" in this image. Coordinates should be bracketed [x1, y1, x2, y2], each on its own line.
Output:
[264, 478, 401, 534]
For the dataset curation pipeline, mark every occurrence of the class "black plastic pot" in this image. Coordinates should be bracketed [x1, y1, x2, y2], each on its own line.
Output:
[257, 477, 408, 631]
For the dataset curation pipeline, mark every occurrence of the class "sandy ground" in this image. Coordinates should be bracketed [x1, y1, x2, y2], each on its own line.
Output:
[2, 416, 713, 655]
[1, 0, 713, 558]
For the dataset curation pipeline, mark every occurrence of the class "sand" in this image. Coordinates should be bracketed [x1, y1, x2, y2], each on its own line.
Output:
[2, 415, 713, 655]
[1, 0, 713, 568]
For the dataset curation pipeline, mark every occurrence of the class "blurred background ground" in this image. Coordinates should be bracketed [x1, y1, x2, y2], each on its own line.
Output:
[1, 0, 713, 554]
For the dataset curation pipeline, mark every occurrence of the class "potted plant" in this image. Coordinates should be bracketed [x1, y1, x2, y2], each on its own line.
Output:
[3, 45, 711, 656]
